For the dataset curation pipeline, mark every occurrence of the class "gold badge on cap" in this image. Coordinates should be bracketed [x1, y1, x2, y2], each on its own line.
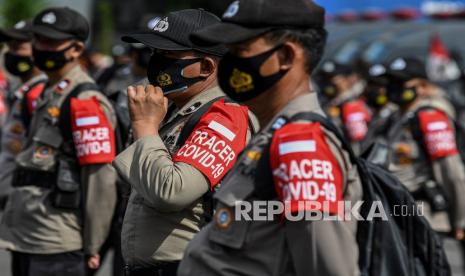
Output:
[215, 207, 233, 229]
[157, 73, 172, 87]
[402, 89, 415, 101]
[230, 68, 254, 93]
[45, 60, 55, 69]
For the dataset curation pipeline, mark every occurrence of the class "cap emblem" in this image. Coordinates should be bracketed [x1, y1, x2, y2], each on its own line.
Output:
[322, 61, 335, 73]
[391, 58, 406, 71]
[229, 68, 254, 93]
[14, 21, 26, 29]
[215, 207, 233, 229]
[153, 17, 169, 33]
[42, 12, 57, 24]
[369, 64, 386, 76]
[223, 0, 240, 18]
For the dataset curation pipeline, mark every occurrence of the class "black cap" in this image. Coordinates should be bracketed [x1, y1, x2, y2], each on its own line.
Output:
[191, 0, 325, 45]
[0, 20, 34, 42]
[121, 9, 227, 56]
[364, 64, 389, 85]
[32, 7, 89, 41]
[386, 57, 427, 81]
[319, 60, 353, 76]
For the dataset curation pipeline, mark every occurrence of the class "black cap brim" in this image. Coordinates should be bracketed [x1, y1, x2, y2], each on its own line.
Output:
[0, 29, 30, 42]
[121, 32, 191, 51]
[191, 22, 273, 46]
[32, 25, 76, 40]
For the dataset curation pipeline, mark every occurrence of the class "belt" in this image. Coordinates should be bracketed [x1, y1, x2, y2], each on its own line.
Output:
[124, 261, 179, 276]
[12, 168, 56, 189]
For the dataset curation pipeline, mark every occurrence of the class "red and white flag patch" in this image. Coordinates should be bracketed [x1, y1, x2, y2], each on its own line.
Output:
[173, 99, 249, 188]
[270, 122, 343, 215]
[71, 96, 115, 165]
[418, 109, 458, 160]
[342, 100, 371, 142]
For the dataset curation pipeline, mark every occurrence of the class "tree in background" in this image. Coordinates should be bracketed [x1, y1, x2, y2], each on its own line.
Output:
[93, 0, 115, 54]
[1, 0, 46, 27]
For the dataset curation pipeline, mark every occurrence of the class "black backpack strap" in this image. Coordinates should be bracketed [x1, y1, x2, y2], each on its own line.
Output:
[175, 96, 224, 148]
[58, 82, 101, 144]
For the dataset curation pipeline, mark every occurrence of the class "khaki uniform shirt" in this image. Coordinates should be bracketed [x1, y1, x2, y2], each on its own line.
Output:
[113, 86, 257, 266]
[0, 74, 47, 196]
[178, 92, 362, 276]
[0, 66, 117, 255]
[386, 95, 465, 232]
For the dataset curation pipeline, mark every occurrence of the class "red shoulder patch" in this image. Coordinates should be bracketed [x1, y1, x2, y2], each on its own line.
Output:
[25, 83, 46, 115]
[342, 100, 371, 142]
[71, 97, 116, 165]
[270, 122, 343, 215]
[173, 99, 249, 188]
[418, 110, 458, 160]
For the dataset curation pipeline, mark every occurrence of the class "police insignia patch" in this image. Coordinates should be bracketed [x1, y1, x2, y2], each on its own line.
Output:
[215, 207, 233, 229]
[34, 146, 54, 159]
[47, 106, 60, 118]
[7, 140, 23, 154]
[10, 123, 24, 135]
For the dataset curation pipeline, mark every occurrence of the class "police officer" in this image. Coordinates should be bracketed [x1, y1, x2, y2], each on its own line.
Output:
[178, 0, 362, 275]
[0, 7, 117, 276]
[379, 57, 465, 275]
[0, 19, 47, 207]
[112, 9, 256, 275]
[318, 60, 370, 154]
[360, 63, 397, 152]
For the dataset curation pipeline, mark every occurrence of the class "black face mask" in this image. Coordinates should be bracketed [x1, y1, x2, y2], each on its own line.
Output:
[218, 44, 289, 102]
[387, 80, 417, 106]
[147, 52, 204, 95]
[4, 52, 34, 77]
[32, 44, 75, 71]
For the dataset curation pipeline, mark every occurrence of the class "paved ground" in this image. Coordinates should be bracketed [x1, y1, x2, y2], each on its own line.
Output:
[0, 249, 114, 276]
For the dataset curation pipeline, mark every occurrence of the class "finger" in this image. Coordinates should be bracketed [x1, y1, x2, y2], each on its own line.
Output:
[163, 97, 169, 110]
[127, 86, 136, 101]
[135, 85, 146, 100]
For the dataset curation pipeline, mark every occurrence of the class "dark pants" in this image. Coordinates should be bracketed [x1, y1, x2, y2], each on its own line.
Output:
[12, 250, 86, 276]
[124, 262, 179, 276]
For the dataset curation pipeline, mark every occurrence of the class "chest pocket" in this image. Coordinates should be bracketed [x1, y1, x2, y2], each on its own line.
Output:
[392, 127, 422, 166]
[208, 136, 270, 249]
[29, 116, 63, 171]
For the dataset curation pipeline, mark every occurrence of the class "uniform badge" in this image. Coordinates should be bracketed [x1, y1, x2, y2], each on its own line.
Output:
[55, 79, 71, 93]
[47, 106, 60, 118]
[246, 150, 262, 161]
[395, 143, 413, 165]
[328, 106, 340, 118]
[34, 146, 54, 160]
[215, 207, 233, 229]
[9, 123, 24, 135]
[7, 140, 23, 154]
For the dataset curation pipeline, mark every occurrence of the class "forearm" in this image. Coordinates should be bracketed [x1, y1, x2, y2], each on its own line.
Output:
[113, 135, 209, 212]
[81, 164, 118, 255]
[433, 155, 465, 229]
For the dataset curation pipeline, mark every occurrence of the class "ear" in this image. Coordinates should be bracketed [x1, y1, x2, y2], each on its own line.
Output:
[277, 42, 295, 71]
[199, 56, 216, 78]
[70, 41, 85, 60]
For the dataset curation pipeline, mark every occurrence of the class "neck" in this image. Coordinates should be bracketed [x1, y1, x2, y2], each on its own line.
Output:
[20, 68, 42, 83]
[46, 61, 79, 86]
[249, 75, 310, 127]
